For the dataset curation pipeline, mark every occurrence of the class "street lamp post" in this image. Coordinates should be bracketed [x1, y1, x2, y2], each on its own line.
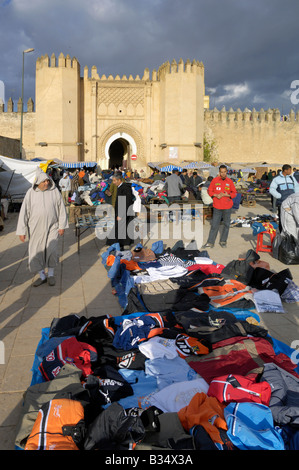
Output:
[20, 48, 34, 159]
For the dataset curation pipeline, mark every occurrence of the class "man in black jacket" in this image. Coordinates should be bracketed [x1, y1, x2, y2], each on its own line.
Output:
[106, 173, 135, 249]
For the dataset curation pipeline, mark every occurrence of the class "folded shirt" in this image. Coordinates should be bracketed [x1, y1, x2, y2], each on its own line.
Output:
[134, 265, 188, 284]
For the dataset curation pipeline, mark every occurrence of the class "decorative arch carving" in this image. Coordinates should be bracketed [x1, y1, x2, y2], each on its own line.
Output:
[98, 123, 144, 161]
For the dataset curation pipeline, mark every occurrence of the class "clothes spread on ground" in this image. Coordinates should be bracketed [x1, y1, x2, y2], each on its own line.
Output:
[17, 239, 299, 451]
[38, 337, 98, 381]
[230, 214, 278, 228]
[178, 392, 228, 445]
[253, 290, 286, 313]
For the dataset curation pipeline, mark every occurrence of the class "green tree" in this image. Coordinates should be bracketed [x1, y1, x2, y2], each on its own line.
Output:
[203, 134, 218, 163]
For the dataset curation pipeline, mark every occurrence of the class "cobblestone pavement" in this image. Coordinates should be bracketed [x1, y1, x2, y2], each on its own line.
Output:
[0, 198, 299, 450]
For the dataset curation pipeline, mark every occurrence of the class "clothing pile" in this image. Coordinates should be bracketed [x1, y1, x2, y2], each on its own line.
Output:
[233, 179, 270, 195]
[69, 176, 171, 208]
[70, 181, 109, 207]
[230, 214, 278, 228]
[16, 243, 299, 451]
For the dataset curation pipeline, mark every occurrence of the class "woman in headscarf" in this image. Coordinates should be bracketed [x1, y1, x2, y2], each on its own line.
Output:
[16, 167, 69, 286]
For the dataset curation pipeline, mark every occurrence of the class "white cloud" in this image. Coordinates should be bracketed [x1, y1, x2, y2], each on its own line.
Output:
[253, 95, 266, 104]
[216, 82, 251, 105]
[206, 87, 216, 94]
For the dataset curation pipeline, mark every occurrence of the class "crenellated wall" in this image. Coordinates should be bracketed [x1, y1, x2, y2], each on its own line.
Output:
[81, 57, 206, 168]
[34, 53, 81, 162]
[1, 53, 298, 167]
[204, 107, 299, 165]
[0, 98, 35, 159]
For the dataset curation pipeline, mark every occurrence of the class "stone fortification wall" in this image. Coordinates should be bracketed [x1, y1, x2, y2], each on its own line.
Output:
[1, 53, 298, 167]
[0, 135, 20, 159]
[83, 58, 206, 167]
[0, 98, 35, 160]
[204, 107, 299, 165]
[34, 53, 81, 162]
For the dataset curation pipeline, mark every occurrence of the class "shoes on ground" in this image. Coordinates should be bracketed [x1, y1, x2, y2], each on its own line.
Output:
[47, 276, 56, 286]
[202, 243, 214, 248]
[219, 242, 227, 247]
[33, 278, 47, 287]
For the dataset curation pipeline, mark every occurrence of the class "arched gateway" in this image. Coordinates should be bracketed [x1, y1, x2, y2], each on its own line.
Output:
[105, 132, 137, 169]
[98, 124, 144, 171]
[28, 55, 207, 166]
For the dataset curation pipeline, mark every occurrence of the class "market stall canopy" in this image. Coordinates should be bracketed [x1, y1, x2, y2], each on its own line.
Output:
[147, 162, 162, 169]
[182, 161, 212, 170]
[0, 155, 40, 197]
[241, 167, 257, 173]
[156, 162, 178, 170]
[158, 164, 183, 173]
[229, 162, 250, 170]
[57, 161, 97, 169]
[255, 163, 282, 168]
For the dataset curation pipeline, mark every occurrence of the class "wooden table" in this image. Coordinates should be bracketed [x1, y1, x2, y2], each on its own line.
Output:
[68, 204, 96, 223]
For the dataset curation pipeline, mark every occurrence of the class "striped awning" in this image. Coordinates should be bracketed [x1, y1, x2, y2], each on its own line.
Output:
[58, 161, 97, 169]
[158, 164, 183, 173]
[182, 161, 212, 169]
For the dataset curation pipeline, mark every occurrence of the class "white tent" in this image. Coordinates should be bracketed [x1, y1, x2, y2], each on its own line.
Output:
[0, 156, 40, 197]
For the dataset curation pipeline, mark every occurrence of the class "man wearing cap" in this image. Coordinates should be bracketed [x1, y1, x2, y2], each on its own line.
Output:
[16, 167, 69, 286]
[164, 168, 184, 203]
[59, 171, 71, 206]
[203, 164, 237, 248]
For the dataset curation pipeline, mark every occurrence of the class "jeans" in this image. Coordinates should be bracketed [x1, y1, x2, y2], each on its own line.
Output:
[207, 207, 232, 244]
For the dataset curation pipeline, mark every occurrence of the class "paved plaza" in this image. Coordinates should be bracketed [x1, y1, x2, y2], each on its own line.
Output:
[1, 198, 299, 450]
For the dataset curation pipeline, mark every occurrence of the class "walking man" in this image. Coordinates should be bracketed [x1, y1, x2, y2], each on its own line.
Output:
[16, 167, 69, 286]
[203, 164, 237, 248]
[59, 171, 71, 205]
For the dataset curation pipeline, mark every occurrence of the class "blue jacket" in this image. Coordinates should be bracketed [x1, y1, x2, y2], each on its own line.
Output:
[269, 172, 299, 205]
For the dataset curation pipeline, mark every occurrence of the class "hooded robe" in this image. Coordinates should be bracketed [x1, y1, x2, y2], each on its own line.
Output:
[16, 168, 69, 273]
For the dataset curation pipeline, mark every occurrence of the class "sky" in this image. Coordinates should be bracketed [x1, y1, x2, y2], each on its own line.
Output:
[0, 0, 299, 114]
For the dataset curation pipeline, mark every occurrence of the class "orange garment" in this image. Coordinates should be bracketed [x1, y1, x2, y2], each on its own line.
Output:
[175, 333, 210, 358]
[106, 254, 141, 271]
[178, 392, 227, 444]
[199, 279, 252, 308]
[121, 259, 141, 271]
[25, 399, 84, 450]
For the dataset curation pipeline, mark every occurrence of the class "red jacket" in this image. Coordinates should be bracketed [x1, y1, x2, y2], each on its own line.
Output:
[208, 176, 237, 209]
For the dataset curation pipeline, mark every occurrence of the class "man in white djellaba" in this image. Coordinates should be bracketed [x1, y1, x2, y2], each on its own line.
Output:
[16, 167, 69, 286]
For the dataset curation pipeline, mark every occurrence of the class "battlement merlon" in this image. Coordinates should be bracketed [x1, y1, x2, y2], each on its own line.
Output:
[36, 53, 204, 82]
[157, 59, 204, 79]
[204, 107, 299, 123]
[0, 97, 34, 113]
